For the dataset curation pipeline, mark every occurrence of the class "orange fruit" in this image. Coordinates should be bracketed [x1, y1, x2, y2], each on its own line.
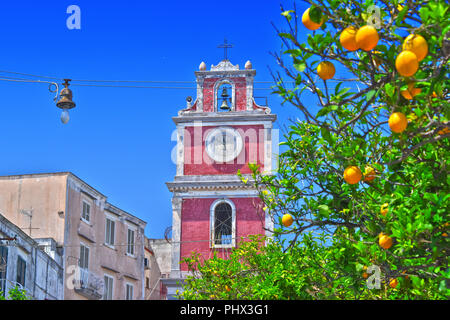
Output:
[400, 83, 421, 100]
[225, 285, 231, 292]
[380, 203, 389, 216]
[437, 127, 450, 135]
[355, 25, 379, 51]
[282, 214, 294, 227]
[343, 166, 362, 185]
[302, 8, 323, 30]
[362, 272, 369, 279]
[442, 232, 448, 237]
[402, 34, 428, 61]
[389, 278, 398, 288]
[395, 51, 419, 77]
[379, 234, 393, 249]
[388, 112, 408, 133]
[410, 87, 421, 97]
[340, 26, 359, 51]
[317, 61, 335, 80]
[363, 166, 376, 182]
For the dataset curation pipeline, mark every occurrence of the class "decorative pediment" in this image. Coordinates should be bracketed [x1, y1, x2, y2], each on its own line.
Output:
[210, 60, 239, 71]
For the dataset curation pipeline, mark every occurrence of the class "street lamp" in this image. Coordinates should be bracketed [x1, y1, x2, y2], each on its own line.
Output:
[56, 79, 76, 124]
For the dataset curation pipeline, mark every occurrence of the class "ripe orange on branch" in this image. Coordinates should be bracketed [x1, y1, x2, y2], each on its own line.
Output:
[395, 51, 419, 77]
[340, 26, 359, 51]
[389, 278, 399, 289]
[363, 166, 376, 182]
[343, 166, 362, 185]
[302, 8, 323, 30]
[380, 203, 389, 216]
[379, 233, 393, 249]
[317, 61, 335, 80]
[388, 112, 408, 133]
[282, 214, 294, 227]
[402, 34, 428, 61]
[355, 25, 379, 51]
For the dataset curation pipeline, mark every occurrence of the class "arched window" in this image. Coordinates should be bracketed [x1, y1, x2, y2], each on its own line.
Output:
[210, 199, 236, 248]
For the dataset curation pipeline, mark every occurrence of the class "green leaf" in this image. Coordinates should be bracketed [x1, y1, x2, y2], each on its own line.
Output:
[309, 6, 323, 24]
[385, 83, 395, 98]
[317, 106, 331, 117]
[318, 204, 330, 217]
[321, 126, 333, 144]
[395, 6, 408, 26]
[419, 7, 430, 22]
[366, 89, 376, 102]
[294, 63, 306, 72]
[279, 32, 296, 41]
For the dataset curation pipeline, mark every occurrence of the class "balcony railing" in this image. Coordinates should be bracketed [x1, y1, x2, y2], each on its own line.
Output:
[73, 268, 104, 300]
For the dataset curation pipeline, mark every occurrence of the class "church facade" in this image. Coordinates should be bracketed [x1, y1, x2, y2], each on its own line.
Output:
[163, 58, 277, 299]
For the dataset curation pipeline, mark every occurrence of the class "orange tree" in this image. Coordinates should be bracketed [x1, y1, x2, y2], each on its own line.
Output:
[180, 0, 449, 299]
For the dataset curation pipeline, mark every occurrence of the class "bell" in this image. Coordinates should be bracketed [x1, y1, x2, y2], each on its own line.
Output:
[219, 99, 230, 111]
[219, 86, 231, 111]
[56, 79, 76, 110]
[221, 86, 229, 99]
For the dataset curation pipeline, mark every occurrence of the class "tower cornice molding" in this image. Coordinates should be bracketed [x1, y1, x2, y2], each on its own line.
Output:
[166, 175, 259, 192]
[173, 112, 276, 124]
[166, 181, 256, 192]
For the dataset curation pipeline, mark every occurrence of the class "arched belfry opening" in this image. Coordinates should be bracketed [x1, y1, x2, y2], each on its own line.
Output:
[215, 81, 234, 112]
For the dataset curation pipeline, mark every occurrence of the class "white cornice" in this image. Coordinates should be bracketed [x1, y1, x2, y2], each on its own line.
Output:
[166, 180, 256, 192]
[173, 112, 276, 124]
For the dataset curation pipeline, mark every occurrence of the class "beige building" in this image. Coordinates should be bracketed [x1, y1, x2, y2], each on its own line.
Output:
[0, 172, 147, 300]
[145, 238, 172, 300]
[143, 239, 163, 300]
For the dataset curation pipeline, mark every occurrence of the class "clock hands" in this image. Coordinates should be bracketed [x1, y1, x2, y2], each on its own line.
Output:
[222, 132, 227, 162]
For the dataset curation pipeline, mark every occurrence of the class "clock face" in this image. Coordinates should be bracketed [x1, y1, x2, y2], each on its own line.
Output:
[205, 127, 243, 163]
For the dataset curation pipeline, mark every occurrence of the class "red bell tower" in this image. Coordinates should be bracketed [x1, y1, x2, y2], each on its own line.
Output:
[164, 57, 277, 299]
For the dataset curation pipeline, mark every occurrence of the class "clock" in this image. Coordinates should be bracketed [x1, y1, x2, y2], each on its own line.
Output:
[205, 127, 243, 163]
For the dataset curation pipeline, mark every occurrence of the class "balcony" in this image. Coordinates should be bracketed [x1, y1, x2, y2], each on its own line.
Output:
[73, 268, 104, 300]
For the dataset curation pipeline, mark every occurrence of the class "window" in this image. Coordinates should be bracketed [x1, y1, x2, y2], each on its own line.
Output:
[0, 246, 8, 296]
[82, 201, 90, 222]
[103, 275, 114, 300]
[126, 283, 134, 300]
[127, 229, 135, 255]
[211, 201, 235, 247]
[146, 277, 150, 289]
[79, 244, 89, 269]
[105, 218, 115, 246]
[16, 256, 26, 287]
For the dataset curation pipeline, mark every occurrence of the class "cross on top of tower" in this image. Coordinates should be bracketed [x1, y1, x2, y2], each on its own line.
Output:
[217, 38, 233, 61]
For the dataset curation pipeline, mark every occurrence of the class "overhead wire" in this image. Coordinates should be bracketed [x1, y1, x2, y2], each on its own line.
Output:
[0, 69, 362, 90]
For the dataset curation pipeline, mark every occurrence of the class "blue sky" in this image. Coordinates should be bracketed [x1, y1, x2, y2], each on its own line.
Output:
[0, 0, 314, 238]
